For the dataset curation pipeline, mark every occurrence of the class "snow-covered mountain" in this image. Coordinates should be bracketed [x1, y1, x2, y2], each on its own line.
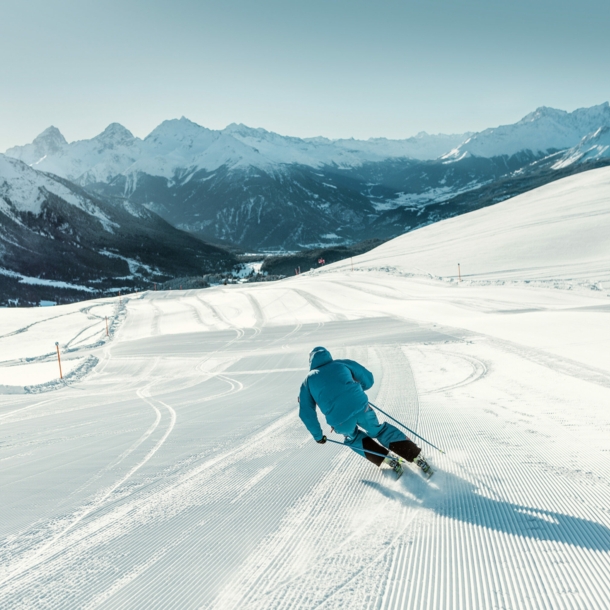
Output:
[7, 123, 141, 185]
[552, 126, 610, 169]
[0, 153, 117, 224]
[0, 154, 236, 306]
[12, 125, 68, 162]
[6, 118, 469, 184]
[6, 103, 610, 250]
[221, 123, 469, 168]
[442, 102, 610, 160]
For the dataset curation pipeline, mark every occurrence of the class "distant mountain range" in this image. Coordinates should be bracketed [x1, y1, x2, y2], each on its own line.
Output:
[8, 102, 610, 252]
[3, 102, 610, 304]
[0, 155, 236, 306]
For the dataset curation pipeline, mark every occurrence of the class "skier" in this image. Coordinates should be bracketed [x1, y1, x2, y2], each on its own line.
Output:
[298, 346, 430, 477]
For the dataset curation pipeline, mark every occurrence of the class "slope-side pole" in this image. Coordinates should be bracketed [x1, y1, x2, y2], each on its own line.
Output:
[55, 342, 63, 379]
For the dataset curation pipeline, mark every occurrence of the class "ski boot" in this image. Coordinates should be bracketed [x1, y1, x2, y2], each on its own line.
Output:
[414, 454, 434, 478]
[383, 455, 405, 480]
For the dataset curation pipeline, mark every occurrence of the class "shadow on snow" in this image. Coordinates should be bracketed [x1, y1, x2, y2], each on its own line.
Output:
[362, 470, 610, 552]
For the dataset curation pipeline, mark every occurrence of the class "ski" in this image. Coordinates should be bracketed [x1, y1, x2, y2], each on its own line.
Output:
[382, 453, 436, 481]
[414, 455, 435, 479]
[385, 455, 405, 480]
[383, 454, 406, 481]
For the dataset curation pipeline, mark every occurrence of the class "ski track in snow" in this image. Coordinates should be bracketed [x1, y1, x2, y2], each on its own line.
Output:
[1, 276, 610, 609]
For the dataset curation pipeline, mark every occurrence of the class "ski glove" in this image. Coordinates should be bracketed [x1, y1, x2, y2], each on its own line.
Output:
[317, 435, 327, 444]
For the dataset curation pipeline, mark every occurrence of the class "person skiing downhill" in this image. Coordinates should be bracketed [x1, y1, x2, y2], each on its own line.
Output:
[299, 346, 430, 477]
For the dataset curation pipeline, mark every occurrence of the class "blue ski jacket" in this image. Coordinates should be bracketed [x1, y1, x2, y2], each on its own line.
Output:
[299, 346, 374, 441]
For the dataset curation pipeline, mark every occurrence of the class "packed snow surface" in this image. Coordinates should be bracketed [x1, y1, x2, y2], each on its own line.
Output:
[1, 168, 610, 609]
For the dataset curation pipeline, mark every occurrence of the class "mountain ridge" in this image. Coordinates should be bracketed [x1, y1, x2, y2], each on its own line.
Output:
[6, 102, 610, 251]
[9, 102, 610, 181]
[6, 118, 472, 184]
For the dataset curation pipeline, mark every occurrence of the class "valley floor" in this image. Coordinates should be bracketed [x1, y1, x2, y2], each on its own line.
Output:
[1, 272, 609, 609]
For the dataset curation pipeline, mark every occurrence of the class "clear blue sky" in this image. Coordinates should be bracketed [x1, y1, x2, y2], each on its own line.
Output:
[2, 0, 609, 150]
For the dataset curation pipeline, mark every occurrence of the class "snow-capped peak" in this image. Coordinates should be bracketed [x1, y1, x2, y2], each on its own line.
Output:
[223, 123, 271, 138]
[5, 122, 143, 185]
[143, 117, 218, 153]
[5, 126, 68, 166]
[519, 106, 568, 123]
[444, 102, 610, 161]
[32, 126, 67, 152]
[94, 122, 135, 146]
[145, 116, 214, 141]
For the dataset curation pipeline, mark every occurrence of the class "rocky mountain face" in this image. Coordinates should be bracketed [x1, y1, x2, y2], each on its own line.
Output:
[99, 163, 378, 249]
[0, 155, 236, 306]
[6, 103, 610, 251]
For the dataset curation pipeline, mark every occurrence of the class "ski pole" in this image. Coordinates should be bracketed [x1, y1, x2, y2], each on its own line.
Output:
[326, 438, 392, 462]
[368, 401, 446, 454]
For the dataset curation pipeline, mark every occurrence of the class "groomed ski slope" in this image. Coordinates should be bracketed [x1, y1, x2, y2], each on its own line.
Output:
[1, 167, 610, 609]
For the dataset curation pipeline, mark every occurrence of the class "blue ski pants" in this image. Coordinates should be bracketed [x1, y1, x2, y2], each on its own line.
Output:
[333, 405, 406, 460]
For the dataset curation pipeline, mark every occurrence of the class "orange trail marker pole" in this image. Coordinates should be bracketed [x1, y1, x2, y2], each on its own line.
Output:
[458, 263, 462, 282]
[105, 316, 109, 337]
[55, 342, 63, 379]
